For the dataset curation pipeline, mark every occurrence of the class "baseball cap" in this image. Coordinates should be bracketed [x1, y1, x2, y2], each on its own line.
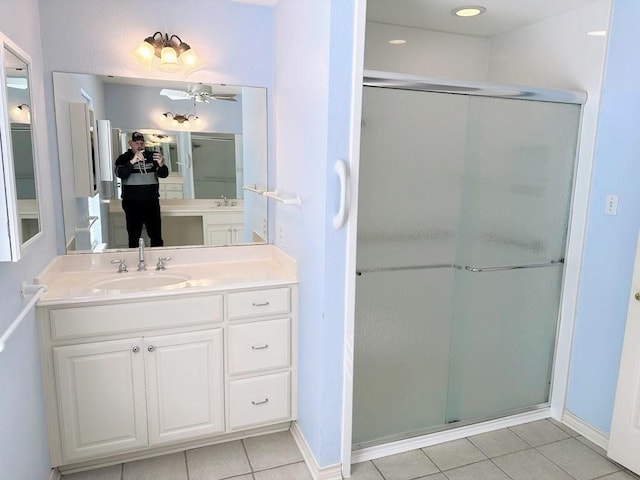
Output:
[131, 132, 145, 142]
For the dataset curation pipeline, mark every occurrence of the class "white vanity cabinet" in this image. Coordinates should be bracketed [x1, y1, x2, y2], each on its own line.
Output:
[38, 281, 297, 470]
[226, 288, 294, 430]
[55, 329, 224, 461]
[204, 211, 244, 246]
[54, 337, 149, 460]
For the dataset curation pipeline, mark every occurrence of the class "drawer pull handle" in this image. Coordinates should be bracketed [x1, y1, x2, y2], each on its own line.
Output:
[252, 344, 269, 350]
[252, 398, 269, 406]
[252, 301, 270, 307]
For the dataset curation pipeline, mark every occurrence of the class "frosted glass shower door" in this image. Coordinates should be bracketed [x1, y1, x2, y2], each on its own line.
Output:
[445, 97, 581, 423]
[353, 85, 582, 449]
[353, 87, 468, 446]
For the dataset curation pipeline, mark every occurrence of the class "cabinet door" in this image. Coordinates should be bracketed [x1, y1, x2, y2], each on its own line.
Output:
[144, 329, 224, 445]
[231, 225, 244, 244]
[206, 225, 233, 245]
[54, 338, 148, 461]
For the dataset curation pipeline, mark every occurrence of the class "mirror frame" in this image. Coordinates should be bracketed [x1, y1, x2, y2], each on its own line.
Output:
[0, 32, 42, 261]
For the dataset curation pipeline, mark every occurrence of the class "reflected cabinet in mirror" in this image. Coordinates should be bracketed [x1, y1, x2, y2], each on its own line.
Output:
[52, 72, 268, 253]
[0, 37, 42, 261]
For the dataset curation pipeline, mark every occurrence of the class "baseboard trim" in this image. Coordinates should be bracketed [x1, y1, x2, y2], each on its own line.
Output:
[351, 408, 551, 464]
[49, 468, 61, 480]
[291, 422, 343, 480]
[561, 410, 609, 450]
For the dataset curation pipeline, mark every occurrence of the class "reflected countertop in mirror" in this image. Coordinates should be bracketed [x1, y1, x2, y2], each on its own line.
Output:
[52, 72, 269, 255]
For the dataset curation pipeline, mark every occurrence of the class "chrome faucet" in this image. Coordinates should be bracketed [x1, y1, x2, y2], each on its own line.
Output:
[221, 195, 228, 206]
[137, 237, 146, 271]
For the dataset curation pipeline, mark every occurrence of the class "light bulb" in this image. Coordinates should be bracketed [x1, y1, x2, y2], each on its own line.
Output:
[180, 48, 200, 69]
[158, 46, 181, 72]
[132, 39, 156, 67]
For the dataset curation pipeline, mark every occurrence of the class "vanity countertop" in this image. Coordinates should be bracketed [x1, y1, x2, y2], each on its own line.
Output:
[108, 199, 244, 215]
[36, 245, 296, 306]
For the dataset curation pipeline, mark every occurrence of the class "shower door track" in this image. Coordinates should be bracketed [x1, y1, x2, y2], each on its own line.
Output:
[363, 69, 587, 105]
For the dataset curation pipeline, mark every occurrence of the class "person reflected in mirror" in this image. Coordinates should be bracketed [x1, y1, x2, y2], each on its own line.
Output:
[115, 132, 169, 248]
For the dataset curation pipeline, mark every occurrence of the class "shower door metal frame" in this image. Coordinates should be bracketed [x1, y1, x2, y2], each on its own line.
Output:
[345, 70, 587, 466]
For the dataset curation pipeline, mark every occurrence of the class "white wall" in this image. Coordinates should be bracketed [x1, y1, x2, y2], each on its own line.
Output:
[0, 0, 60, 479]
[364, 22, 489, 80]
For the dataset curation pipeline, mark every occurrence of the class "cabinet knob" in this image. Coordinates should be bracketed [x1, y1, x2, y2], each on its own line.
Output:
[635, 292, 640, 302]
[147, 345, 155, 352]
[132, 346, 140, 353]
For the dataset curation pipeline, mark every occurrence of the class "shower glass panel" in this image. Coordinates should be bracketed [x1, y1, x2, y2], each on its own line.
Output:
[447, 97, 580, 423]
[353, 85, 581, 448]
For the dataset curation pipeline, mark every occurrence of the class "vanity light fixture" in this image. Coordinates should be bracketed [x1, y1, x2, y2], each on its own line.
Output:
[587, 30, 607, 37]
[389, 39, 407, 45]
[133, 31, 201, 73]
[160, 112, 200, 127]
[451, 5, 487, 17]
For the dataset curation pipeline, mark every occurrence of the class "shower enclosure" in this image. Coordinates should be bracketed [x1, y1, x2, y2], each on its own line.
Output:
[352, 73, 583, 449]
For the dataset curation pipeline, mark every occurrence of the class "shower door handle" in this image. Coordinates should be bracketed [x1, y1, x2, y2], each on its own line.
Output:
[333, 159, 349, 229]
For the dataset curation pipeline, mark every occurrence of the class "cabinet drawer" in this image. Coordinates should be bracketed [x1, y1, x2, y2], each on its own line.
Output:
[50, 295, 222, 340]
[162, 183, 183, 191]
[228, 318, 290, 375]
[227, 288, 290, 320]
[228, 372, 290, 430]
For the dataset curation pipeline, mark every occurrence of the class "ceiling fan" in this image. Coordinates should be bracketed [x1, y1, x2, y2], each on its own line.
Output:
[160, 84, 237, 103]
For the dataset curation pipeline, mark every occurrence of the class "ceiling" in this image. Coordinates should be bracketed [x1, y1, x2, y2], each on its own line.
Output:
[366, 0, 606, 38]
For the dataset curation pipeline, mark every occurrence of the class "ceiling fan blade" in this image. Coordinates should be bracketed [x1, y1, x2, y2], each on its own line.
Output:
[160, 88, 192, 100]
[213, 94, 238, 102]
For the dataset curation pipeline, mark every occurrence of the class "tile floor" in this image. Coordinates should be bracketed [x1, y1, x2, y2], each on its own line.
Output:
[60, 420, 640, 480]
[351, 419, 640, 480]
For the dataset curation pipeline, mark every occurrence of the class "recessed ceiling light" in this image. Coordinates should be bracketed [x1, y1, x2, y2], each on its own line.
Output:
[452, 6, 486, 17]
[587, 30, 607, 37]
[389, 39, 407, 45]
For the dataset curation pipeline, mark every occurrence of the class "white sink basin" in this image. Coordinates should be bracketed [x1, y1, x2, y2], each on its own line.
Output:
[90, 272, 191, 291]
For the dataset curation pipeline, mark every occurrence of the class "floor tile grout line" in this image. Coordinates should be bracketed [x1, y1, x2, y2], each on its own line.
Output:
[240, 438, 255, 473]
[534, 442, 615, 480]
[183, 450, 190, 480]
[487, 456, 519, 480]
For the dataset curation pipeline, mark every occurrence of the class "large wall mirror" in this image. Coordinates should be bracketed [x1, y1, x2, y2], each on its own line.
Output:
[52, 72, 268, 253]
[0, 38, 41, 261]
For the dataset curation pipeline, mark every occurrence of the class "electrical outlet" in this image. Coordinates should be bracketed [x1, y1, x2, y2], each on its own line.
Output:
[605, 194, 619, 216]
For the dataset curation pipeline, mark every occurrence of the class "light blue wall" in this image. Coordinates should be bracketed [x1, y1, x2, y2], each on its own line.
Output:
[566, 0, 640, 433]
[272, 0, 332, 464]
[0, 1, 61, 479]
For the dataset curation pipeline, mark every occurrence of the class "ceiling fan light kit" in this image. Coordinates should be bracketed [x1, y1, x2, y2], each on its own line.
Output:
[133, 31, 202, 73]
